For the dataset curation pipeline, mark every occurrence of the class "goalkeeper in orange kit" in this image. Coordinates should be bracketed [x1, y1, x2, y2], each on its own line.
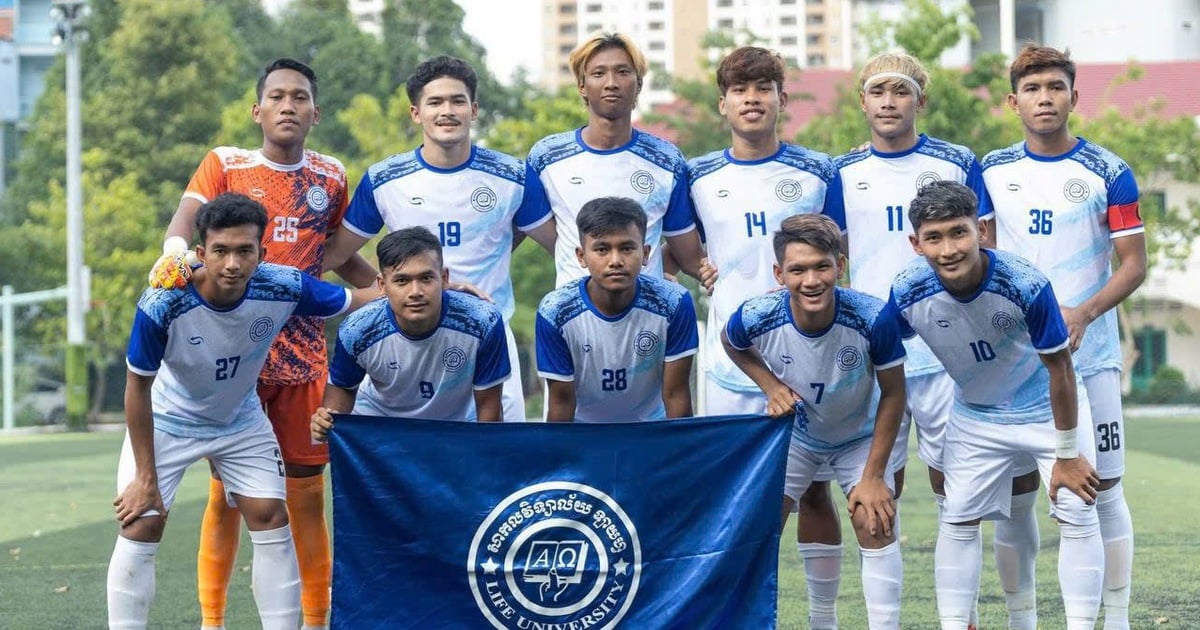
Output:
[147, 58, 374, 630]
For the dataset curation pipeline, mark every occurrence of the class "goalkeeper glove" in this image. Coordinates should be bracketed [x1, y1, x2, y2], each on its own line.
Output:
[148, 236, 199, 289]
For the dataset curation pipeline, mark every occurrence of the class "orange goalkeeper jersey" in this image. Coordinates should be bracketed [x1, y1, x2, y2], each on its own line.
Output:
[185, 147, 349, 385]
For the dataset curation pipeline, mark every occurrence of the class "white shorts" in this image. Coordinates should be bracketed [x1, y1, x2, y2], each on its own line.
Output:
[703, 378, 766, 416]
[502, 324, 527, 421]
[941, 408, 1098, 526]
[116, 418, 287, 517]
[893, 370, 954, 472]
[784, 437, 894, 503]
[1083, 369, 1125, 479]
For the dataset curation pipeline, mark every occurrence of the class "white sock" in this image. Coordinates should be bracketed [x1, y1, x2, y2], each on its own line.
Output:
[106, 536, 159, 629]
[1097, 483, 1133, 630]
[994, 491, 1039, 629]
[248, 526, 301, 630]
[860, 541, 902, 629]
[798, 542, 842, 629]
[935, 522, 981, 630]
[1059, 521, 1104, 630]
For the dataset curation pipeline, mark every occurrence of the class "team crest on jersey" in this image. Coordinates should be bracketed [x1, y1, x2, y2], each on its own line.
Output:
[629, 170, 655, 195]
[915, 171, 941, 190]
[443, 347, 468, 372]
[468, 481, 642, 630]
[775, 179, 803, 202]
[836, 346, 863, 371]
[633, 331, 659, 357]
[1063, 178, 1090, 203]
[991, 311, 1018, 332]
[306, 186, 330, 212]
[472, 186, 498, 213]
[248, 317, 274, 343]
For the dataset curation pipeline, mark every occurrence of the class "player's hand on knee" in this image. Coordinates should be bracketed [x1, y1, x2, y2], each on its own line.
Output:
[848, 478, 896, 538]
[1049, 456, 1100, 504]
[148, 237, 200, 289]
[311, 407, 335, 443]
[448, 280, 493, 303]
[113, 476, 164, 527]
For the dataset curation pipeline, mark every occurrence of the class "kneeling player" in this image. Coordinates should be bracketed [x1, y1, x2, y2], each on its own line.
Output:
[310, 226, 510, 437]
[722, 214, 905, 629]
[536, 197, 698, 422]
[109, 194, 373, 629]
[888, 181, 1103, 629]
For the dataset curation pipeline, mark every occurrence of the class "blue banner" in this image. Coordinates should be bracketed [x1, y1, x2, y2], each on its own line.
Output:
[329, 414, 791, 630]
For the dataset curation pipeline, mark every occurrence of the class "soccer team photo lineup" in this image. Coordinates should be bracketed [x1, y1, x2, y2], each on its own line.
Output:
[21, 19, 1159, 629]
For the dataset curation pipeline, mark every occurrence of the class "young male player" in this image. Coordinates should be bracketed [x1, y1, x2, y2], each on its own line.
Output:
[888, 181, 1104, 630]
[110, 194, 370, 630]
[525, 32, 706, 288]
[310, 227, 510, 438]
[146, 58, 373, 630]
[686, 45, 847, 627]
[722, 214, 906, 629]
[320, 56, 556, 421]
[536, 197, 698, 422]
[981, 44, 1145, 630]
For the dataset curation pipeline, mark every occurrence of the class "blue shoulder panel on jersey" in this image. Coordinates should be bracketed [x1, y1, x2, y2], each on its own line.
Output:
[538, 279, 590, 328]
[985, 250, 1050, 311]
[980, 142, 1024, 170]
[776, 144, 838, 182]
[890, 260, 943, 310]
[633, 276, 686, 318]
[441, 291, 503, 339]
[245, 263, 305, 303]
[918, 137, 975, 172]
[367, 151, 422, 188]
[471, 147, 525, 186]
[526, 131, 584, 173]
[739, 291, 792, 339]
[1070, 140, 1131, 187]
[833, 288, 885, 339]
[687, 149, 728, 186]
[833, 149, 871, 169]
[338, 299, 395, 358]
[136, 287, 202, 328]
[629, 131, 687, 173]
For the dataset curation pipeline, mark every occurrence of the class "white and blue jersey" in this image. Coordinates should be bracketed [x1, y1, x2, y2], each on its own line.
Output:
[982, 138, 1142, 376]
[888, 249, 1070, 425]
[725, 287, 905, 451]
[838, 135, 991, 378]
[328, 291, 510, 421]
[689, 144, 846, 393]
[342, 145, 548, 320]
[126, 263, 351, 439]
[535, 275, 699, 422]
[525, 128, 696, 287]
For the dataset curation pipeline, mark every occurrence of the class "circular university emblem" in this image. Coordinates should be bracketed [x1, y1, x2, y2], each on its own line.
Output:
[835, 346, 863, 371]
[305, 186, 330, 212]
[915, 171, 941, 191]
[629, 170, 655, 195]
[991, 311, 1018, 331]
[472, 186, 498, 213]
[442, 346, 467, 372]
[468, 482, 641, 630]
[248, 317, 274, 343]
[1063, 178, 1090, 203]
[775, 178, 803, 202]
[634, 331, 659, 357]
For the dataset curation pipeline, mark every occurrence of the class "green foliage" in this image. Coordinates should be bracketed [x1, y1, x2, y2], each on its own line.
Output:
[335, 87, 423, 179]
[862, 0, 979, 61]
[1125, 365, 1200, 405]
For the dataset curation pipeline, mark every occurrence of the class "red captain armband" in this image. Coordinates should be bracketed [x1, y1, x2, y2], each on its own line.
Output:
[1108, 202, 1142, 232]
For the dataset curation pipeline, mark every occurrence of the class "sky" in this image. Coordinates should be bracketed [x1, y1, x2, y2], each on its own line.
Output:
[455, 0, 542, 84]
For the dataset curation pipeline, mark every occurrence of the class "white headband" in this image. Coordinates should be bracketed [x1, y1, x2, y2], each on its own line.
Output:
[862, 72, 923, 97]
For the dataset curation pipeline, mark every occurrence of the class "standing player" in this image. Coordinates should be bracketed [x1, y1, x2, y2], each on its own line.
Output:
[687, 45, 847, 628]
[525, 32, 707, 288]
[311, 228, 510, 440]
[109, 194, 367, 630]
[536, 197, 697, 422]
[722, 214, 906, 629]
[148, 59, 370, 630]
[320, 56, 555, 421]
[981, 44, 1145, 630]
[889, 181, 1104, 630]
